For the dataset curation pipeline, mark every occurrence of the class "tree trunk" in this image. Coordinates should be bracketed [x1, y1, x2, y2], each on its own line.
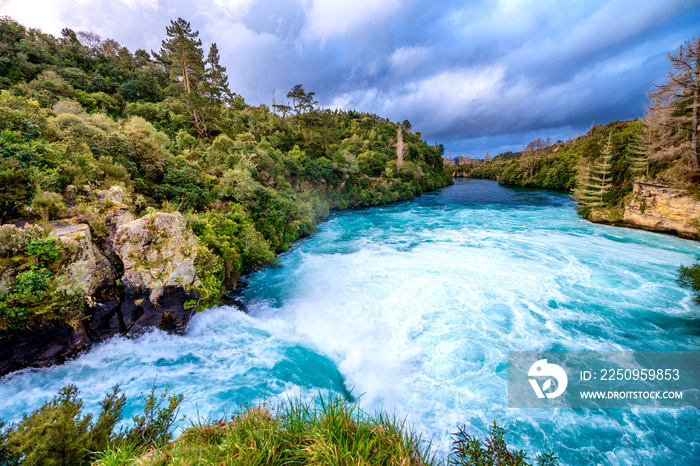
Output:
[396, 126, 404, 171]
[693, 52, 699, 170]
[182, 54, 190, 94]
[692, 86, 698, 170]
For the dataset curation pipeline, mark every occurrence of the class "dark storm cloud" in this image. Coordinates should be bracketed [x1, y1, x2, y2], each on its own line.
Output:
[4, 0, 700, 155]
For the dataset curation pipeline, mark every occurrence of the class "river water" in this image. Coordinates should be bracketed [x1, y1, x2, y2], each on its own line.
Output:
[1, 179, 699, 464]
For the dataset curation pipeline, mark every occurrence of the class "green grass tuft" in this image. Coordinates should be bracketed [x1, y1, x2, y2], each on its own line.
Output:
[95, 393, 435, 465]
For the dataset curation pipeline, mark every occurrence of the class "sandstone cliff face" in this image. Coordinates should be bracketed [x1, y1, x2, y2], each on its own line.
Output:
[623, 182, 700, 239]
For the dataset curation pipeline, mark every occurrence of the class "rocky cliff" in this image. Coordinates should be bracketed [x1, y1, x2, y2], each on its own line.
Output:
[0, 195, 201, 375]
[114, 211, 200, 334]
[622, 181, 700, 239]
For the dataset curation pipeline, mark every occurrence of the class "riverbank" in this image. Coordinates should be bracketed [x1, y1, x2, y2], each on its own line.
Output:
[459, 176, 700, 239]
[3, 179, 697, 464]
[0, 174, 451, 376]
[587, 180, 700, 239]
[0, 16, 453, 376]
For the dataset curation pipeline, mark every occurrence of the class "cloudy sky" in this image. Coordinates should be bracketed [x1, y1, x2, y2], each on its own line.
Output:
[2, 0, 699, 156]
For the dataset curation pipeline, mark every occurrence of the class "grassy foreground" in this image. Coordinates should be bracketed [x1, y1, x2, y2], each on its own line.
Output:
[0, 384, 558, 465]
[96, 395, 433, 466]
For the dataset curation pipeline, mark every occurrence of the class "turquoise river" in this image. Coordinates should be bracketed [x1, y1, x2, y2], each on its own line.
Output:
[1, 179, 699, 464]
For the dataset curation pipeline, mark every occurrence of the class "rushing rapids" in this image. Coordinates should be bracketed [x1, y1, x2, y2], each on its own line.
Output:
[1, 179, 698, 465]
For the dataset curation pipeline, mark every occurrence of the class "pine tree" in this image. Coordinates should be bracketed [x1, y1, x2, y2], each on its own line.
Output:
[204, 43, 232, 106]
[575, 135, 615, 208]
[573, 161, 596, 207]
[647, 37, 700, 171]
[286, 84, 318, 132]
[203, 43, 234, 136]
[627, 129, 650, 179]
[287, 84, 317, 115]
[154, 18, 207, 138]
[589, 135, 614, 206]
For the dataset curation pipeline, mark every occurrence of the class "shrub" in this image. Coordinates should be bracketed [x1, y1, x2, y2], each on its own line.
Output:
[450, 422, 558, 466]
[31, 191, 66, 220]
[52, 99, 85, 115]
[13, 269, 51, 295]
[0, 232, 75, 333]
[678, 260, 700, 303]
[0, 385, 125, 466]
[0, 384, 183, 466]
[0, 225, 41, 257]
[25, 236, 61, 264]
[125, 384, 184, 448]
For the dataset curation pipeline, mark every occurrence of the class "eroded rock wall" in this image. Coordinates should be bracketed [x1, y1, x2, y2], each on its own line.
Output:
[1, 206, 201, 376]
[623, 182, 700, 238]
[114, 211, 199, 333]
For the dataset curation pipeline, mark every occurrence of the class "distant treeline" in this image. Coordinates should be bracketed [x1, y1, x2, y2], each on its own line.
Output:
[451, 37, 700, 218]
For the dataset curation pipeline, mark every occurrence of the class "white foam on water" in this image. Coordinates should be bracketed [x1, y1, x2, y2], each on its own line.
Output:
[240, 181, 700, 463]
[1, 180, 699, 464]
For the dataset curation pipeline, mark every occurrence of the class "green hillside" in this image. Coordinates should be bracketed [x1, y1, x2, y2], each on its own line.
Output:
[0, 16, 451, 333]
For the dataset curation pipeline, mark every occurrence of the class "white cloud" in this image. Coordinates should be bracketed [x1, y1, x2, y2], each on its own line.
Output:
[301, 0, 400, 43]
[117, 0, 158, 9]
[1, 0, 162, 47]
[389, 46, 432, 76]
[1, 0, 66, 35]
[210, 0, 255, 18]
[333, 65, 507, 131]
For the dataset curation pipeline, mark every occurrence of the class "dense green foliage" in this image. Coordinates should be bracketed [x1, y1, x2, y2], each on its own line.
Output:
[677, 260, 700, 303]
[0, 16, 451, 318]
[456, 121, 649, 196]
[0, 384, 558, 465]
[0, 226, 85, 333]
[0, 383, 182, 466]
[450, 422, 558, 466]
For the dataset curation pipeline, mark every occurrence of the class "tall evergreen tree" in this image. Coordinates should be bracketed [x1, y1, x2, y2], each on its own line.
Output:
[589, 135, 614, 206]
[647, 37, 700, 170]
[628, 130, 650, 179]
[203, 43, 233, 136]
[204, 43, 232, 106]
[154, 18, 207, 138]
[575, 135, 614, 208]
[573, 161, 594, 207]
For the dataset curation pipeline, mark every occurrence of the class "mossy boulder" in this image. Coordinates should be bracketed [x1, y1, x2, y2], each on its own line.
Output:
[114, 212, 199, 333]
[51, 223, 116, 300]
[0, 222, 117, 375]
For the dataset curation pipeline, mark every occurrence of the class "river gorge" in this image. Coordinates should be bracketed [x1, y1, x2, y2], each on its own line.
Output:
[1, 179, 698, 465]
